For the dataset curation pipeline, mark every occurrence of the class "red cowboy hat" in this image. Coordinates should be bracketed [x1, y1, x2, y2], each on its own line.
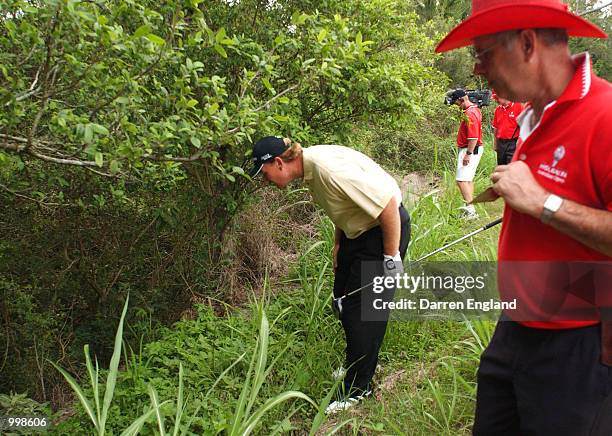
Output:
[436, 0, 607, 53]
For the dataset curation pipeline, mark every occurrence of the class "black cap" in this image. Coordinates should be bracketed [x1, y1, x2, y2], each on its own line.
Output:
[249, 136, 289, 177]
[447, 88, 467, 104]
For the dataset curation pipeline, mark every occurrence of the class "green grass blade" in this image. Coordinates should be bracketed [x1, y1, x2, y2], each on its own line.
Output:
[100, 294, 130, 432]
[205, 352, 246, 400]
[84, 344, 101, 426]
[148, 384, 166, 436]
[50, 361, 99, 432]
[119, 407, 156, 436]
[427, 378, 450, 430]
[307, 260, 329, 328]
[240, 391, 316, 435]
[180, 402, 202, 436]
[262, 339, 294, 382]
[172, 363, 184, 436]
[244, 311, 269, 419]
[300, 240, 326, 260]
[228, 346, 257, 435]
[268, 406, 302, 436]
[327, 419, 356, 435]
[308, 378, 342, 435]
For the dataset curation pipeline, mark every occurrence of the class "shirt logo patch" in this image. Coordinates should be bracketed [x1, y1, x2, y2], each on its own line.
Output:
[537, 145, 568, 184]
[552, 145, 565, 168]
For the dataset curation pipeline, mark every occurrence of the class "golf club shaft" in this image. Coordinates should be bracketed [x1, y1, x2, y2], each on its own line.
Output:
[338, 217, 502, 301]
[415, 217, 502, 262]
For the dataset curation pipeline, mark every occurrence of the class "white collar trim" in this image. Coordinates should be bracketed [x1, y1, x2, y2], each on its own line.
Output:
[577, 52, 591, 99]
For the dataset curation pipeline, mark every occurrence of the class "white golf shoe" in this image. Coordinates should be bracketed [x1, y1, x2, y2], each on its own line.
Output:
[324, 390, 372, 415]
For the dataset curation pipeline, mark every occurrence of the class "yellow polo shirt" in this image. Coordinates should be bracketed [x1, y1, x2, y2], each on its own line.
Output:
[302, 145, 402, 239]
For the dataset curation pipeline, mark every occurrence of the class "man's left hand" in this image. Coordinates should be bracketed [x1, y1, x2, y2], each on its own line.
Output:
[491, 161, 548, 217]
[462, 154, 471, 166]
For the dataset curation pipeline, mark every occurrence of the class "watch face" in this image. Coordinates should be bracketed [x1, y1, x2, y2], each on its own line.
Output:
[385, 259, 396, 270]
[541, 195, 563, 223]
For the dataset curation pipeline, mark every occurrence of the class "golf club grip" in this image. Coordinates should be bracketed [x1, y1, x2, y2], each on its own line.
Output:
[483, 217, 503, 230]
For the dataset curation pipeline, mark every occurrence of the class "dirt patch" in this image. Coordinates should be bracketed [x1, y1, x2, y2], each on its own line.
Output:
[399, 172, 440, 208]
[376, 369, 407, 397]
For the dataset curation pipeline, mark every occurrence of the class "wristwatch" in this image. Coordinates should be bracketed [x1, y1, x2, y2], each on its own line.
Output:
[466, 150, 473, 155]
[540, 194, 563, 224]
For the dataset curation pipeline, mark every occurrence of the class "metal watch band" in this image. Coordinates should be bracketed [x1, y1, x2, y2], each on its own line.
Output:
[540, 194, 563, 224]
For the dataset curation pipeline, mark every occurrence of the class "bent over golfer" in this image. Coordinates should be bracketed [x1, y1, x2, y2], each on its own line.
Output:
[249, 136, 410, 414]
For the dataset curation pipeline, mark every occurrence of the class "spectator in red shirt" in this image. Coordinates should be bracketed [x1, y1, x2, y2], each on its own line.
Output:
[448, 89, 483, 219]
[436, 0, 611, 434]
[492, 92, 523, 165]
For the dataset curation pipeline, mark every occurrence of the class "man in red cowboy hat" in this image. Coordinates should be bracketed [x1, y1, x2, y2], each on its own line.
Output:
[491, 90, 523, 165]
[437, 1, 612, 434]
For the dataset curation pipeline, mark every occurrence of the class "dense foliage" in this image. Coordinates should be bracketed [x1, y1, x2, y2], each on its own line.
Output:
[0, 0, 447, 402]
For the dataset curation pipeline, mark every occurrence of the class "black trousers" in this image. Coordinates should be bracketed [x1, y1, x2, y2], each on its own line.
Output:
[474, 317, 612, 436]
[333, 205, 410, 397]
[496, 138, 517, 165]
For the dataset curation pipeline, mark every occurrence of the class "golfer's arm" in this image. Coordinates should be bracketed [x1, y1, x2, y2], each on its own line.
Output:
[334, 226, 342, 246]
[377, 196, 401, 256]
[466, 138, 478, 153]
[545, 199, 612, 257]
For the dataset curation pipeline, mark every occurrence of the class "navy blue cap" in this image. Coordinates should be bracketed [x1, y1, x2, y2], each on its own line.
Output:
[249, 136, 289, 177]
[447, 88, 467, 104]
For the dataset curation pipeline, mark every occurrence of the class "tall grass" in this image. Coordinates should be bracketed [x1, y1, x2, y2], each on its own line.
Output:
[51, 295, 172, 436]
[53, 148, 502, 434]
[52, 289, 350, 434]
[227, 301, 317, 435]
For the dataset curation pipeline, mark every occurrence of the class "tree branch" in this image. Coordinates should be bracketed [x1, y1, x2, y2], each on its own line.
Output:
[85, 167, 117, 178]
[27, 148, 99, 167]
[0, 183, 61, 208]
[11, 65, 43, 103]
[578, 1, 612, 16]
[28, 9, 61, 150]
[252, 84, 298, 113]
[141, 151, 207, 162]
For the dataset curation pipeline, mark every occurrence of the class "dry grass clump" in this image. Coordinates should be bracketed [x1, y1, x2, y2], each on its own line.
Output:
[221, 187, 322, 306]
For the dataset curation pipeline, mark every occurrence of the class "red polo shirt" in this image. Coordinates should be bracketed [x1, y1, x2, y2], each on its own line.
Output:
[493, 102, 523, 139]
[498, 53, 612, 329]
[456, 104, 483, 148]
